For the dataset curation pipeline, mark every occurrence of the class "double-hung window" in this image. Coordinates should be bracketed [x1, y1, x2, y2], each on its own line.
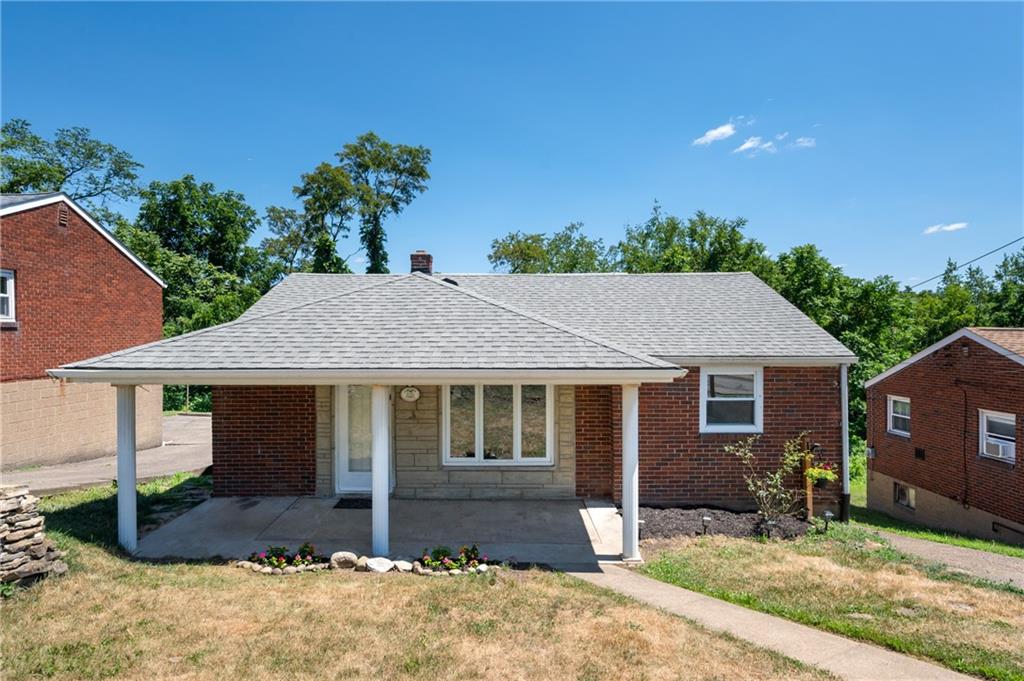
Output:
[442, 384, 555, 465]
[887, 396, 911, 437]
[979, 410, 1016, 463]
[699, 367, 763, 433]
[0, 270, 14, 321]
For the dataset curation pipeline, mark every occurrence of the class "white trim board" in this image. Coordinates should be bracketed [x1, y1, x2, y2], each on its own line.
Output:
[48, 367, 688, 385]
[0, 193, 166, 289]
[864, 328, 1024, 389]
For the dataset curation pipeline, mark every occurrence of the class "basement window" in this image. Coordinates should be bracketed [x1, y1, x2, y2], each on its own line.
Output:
[442, 384, 555, 465]
[979, 410, 1016, 463]
[894, 482, 916, 510]
[699, 367, 763, 434]
[0, 270, 14, 321]
[887, 395, 911, 437]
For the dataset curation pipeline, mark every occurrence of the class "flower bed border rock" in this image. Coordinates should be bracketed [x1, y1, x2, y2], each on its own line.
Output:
[232, 547, 502, 577]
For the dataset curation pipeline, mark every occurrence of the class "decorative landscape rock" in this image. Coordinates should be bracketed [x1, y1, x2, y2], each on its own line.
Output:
[354, 556, 369, 572]
[394, 560, 413, 573]
[0, 486, 67, 586]
[330, 551, 357, 569]
[366, 557, 395, 573]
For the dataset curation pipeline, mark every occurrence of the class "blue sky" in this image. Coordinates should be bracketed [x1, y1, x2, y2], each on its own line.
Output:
[2, 2, 1022, 284]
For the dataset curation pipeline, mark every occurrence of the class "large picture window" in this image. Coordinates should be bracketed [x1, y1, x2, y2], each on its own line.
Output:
[699, 367, 763, 433]
[442, 384, 555, 465]
[979, 409, 1016, 463]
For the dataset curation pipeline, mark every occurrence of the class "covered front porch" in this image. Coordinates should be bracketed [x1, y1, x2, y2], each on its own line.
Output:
[134, 496, 623, 567]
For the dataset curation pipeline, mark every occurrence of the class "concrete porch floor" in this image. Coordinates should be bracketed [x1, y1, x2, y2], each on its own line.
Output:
[135, 497, 623, 567]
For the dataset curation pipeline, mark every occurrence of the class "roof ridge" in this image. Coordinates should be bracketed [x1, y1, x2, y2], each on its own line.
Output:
[70, 274, 413, 368]
[441, 271, 754, 277]
[408, 272, 675, 369]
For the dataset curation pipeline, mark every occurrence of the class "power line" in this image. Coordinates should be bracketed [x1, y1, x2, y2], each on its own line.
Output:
[910, 235, 1024, 290]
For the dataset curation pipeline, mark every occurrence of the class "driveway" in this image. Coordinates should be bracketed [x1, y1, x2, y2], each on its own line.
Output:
[1, 414, 211, 496]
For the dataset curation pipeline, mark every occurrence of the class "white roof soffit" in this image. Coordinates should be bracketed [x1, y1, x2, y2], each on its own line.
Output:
[47, 367, 687, 385]
[863, 328, 1024, 389]
[0, 193, 166, 289]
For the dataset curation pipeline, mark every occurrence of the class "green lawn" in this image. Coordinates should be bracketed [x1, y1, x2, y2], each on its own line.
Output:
[641, 526, 1024, 681]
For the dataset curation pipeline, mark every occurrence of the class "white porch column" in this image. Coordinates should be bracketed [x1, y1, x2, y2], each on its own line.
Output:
[621, 383, 640, 561]
[371, 384, 391, 556]
[116, 385, 138, 552]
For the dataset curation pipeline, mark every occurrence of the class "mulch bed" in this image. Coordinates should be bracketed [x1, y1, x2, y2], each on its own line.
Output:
[639, 507, 809, 540]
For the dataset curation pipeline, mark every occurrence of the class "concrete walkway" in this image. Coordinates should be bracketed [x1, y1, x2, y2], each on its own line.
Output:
[1, 415, 211, 496]
[876, 530, 1024, 588]
[565, 564, 972, 681]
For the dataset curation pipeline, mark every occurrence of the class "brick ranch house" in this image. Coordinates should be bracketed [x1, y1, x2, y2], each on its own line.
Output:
[50, 251, 856, 559]
[865, 327, 1024, 545]
[1, 193, 164, 470]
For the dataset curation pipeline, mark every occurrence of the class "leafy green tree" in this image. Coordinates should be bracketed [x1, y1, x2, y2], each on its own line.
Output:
[614, 206, 776, 280]
[991, 248, 1024, 327]
[0, 118, 141, 209]
[135, 175, 260, 279]
[260, 206, 313, 276]
[488, 222, 615, 273]
[309, 231, 351, 274]
[114, 222, 262, 337]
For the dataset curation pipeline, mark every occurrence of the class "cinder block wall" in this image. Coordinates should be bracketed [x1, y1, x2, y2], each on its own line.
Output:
[392, 385, 577, 499]
[867, 337, 1024, 529]
[0, 380, 162, 470]
[576, 367, 843, 511]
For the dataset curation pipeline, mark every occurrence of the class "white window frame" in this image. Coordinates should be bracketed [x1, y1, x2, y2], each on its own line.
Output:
[0, 269, 14, 322]
[979, 409, 1016, 463]
[441, 384, 555, 466]
[887, 395, 911, 437]
[699, 367, 763, 434]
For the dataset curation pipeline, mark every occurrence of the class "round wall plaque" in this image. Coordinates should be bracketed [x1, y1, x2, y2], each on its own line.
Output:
[399, 386, 421, 402]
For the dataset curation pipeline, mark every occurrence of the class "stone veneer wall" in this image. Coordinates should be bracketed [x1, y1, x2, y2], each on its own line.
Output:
[392, 385, 576, 499]
[1, 380, 162, 470]
[315, 386, 334, 496]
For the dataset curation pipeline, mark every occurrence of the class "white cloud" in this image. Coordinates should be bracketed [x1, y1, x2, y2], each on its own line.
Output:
[793, 136, 816, 148]
[923, 222, 968, 235]
[692, 122, 737, 146]
[775, 132, 789, 141]
[733, 136, 777, 155]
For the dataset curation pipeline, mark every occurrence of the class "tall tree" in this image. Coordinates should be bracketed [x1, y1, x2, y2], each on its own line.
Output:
[489, 222, 615, 273]
[0, 118, 142, 210]
[260, 206, 313, 276]
[991, 247, 1024, 327]
[135, 175, 260, 279]
[614, 206, 776, 280]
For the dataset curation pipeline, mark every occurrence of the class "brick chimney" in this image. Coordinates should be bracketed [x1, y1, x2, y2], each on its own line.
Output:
[410, 250, 433, 275]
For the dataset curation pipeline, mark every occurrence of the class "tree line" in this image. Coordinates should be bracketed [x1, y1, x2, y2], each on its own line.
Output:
[3, 119, 1021, 437]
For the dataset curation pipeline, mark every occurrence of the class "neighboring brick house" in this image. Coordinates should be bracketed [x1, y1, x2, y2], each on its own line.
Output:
[0, 193, 165, 469]
[865, 328, 1024, 545]
[52, 251, 855, 557]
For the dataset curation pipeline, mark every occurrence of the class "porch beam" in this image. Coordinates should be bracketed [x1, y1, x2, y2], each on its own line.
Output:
[116, 385, 138, 552]
[371, 384, 390, 556]
[621, 383, 640, 561]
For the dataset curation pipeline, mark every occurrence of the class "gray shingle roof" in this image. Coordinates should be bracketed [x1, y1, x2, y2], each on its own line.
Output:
[244, 272, 855, 361]
[0, 192, 62, 209]
[66, 274, 676, 372]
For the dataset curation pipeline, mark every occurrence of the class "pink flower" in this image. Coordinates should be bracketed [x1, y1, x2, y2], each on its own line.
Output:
[259, 552, 267, 559]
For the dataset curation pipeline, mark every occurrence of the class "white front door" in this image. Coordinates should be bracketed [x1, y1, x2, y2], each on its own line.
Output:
[335, 385, 373, 492]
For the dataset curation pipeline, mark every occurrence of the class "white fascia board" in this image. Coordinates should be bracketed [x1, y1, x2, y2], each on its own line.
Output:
[864, 329, 1024, 389]
[48, 367, 688, 385]
[659, 355, 858, 367]
[1, 194, 166, 289]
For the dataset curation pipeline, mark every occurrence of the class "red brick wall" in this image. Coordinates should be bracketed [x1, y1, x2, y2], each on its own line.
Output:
[211, 386, 317, 496]
[0, 202, 163, 381]
[576, 367, 843, 509]
[867, 338, 1024, 526]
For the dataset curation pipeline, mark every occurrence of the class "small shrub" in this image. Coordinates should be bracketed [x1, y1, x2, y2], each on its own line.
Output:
[421, 544, 490, 571]
[726, 433, 812, 527]
[248, 543, 326, 568]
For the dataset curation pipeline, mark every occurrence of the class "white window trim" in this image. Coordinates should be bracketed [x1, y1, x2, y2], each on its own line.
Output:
[887, 395, 911, 437]
[442, 384, 555, 466]
[0, 269, 14, 322]
[699, 367, 763, 434]
[978, 409, 1016, 463]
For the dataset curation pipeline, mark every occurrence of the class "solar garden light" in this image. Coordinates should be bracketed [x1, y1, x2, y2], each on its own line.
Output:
[701, 515, 712, 535]
[765, 519, 777, 538]
[824, 510, 834, 533]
